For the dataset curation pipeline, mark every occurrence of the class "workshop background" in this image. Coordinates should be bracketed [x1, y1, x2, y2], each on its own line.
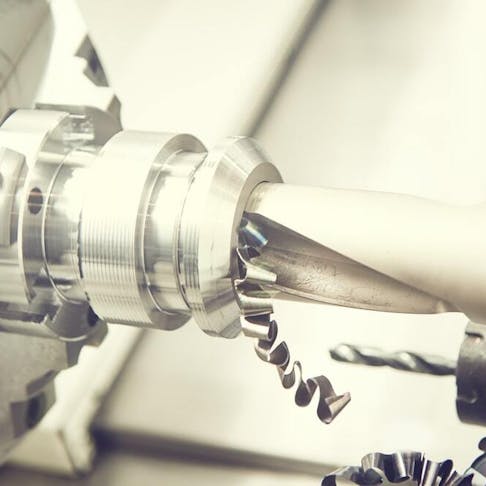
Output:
[1, 0, 486, 484]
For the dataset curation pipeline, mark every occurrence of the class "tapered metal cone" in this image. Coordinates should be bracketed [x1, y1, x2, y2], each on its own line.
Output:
[244, 182, 486, 321]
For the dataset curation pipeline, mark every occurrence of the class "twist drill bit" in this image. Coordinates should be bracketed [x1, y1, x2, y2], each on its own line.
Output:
[329, 343, 456, 376]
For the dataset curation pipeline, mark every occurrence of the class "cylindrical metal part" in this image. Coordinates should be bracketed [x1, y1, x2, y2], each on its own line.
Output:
[143, 150, 205, 316]
[80, 131, 204, 329]
[0, 107, 282, 339]
[44, 148, 96, 303]
[178, 137, 282, 338]
[0, 147, 27, 305]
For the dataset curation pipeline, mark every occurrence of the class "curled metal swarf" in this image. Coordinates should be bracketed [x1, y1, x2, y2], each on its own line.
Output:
[246, 314, 350, 424]
[322, 451, 473, 486]
[235, 237, 350, 424]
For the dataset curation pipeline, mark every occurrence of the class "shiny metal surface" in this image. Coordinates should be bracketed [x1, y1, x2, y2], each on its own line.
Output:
[236, 226, 351, 424]
[0, 107, 281, 338]
[245, 182, 486, 323]
[242, 180, 486, 432]
[0, 107, 116, 459]
[45, 148, 96, 303]
[144, 151, 204, 315]
[0, 147, 27, 304]
[0, 0, 320, 472]
[0, 106, 283, 457]
[0, 110, 68, 307]
[6, 1, 486, 479]
[0, 0, 122, 465]
[323, 438, 486, 485]
[179, 137, 281, 338]
[330, 343, 456, 377]
[4, 101, 486, 469]
[80, 131, 204, 328]
[322, 449, 475, 486]
[240, 211, 454, 315]
[52, 0, 486, 478]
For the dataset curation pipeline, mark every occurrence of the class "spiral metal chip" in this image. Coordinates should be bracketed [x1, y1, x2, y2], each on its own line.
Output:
[321, 450, 482, 486]
[235, 244, 350, 424]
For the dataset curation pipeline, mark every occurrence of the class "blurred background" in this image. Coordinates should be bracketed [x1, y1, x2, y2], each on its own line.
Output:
[2, 0, 486, 484]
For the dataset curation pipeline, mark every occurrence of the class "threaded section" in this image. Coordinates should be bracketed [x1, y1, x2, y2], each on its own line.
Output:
[80, 131, 168, 325]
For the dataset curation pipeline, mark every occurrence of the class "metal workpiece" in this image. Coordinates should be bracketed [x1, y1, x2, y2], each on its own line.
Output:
[0, 106, 281, 339]
[0, 105, 285, 457]
[0, 106, 116, 458]
[0, 107, 119, 340]
[76, 131, 281, 336]
[80, 131, 206, 329]
[178, 137, 281, 337]
[5, 101, 486, 469]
